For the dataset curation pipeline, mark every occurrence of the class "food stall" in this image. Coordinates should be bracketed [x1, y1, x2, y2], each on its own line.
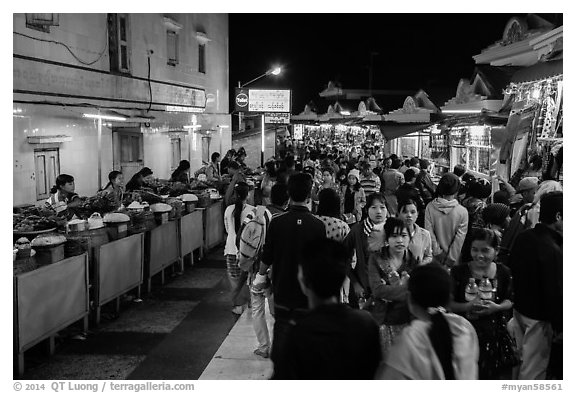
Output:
[13, 174, 232, 366]
[500, 62, 563, 184]
[14, 253, 89, 376]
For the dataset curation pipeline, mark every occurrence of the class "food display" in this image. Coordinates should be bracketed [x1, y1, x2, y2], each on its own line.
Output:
[103, 213, 130, 223]
[31, 233, 67, 248]
[150, 203, 172, 213]
[13, 206, 62, 233]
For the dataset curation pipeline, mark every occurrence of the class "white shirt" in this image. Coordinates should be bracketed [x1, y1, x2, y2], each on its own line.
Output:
[223, 203, 255, 256]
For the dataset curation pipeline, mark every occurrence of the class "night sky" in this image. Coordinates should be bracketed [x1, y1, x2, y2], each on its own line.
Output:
[229, 13, 562, 114]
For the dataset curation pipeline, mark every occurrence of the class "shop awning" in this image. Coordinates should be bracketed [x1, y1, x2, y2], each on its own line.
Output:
[511, 60, 563, 83]
[378, 123, 432, 141]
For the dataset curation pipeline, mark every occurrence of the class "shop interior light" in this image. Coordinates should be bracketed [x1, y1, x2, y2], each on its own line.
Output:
[532, 88, 541, 100]
[340, 111, 351, 116]
[83, 113, 127, 121]
[443, 109, 483, 114]
[270, 67, 282, 76]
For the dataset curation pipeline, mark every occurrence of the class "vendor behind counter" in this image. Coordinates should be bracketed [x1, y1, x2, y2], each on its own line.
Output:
[171, 160, 191, 185]
[45, 174, 82, 219]
[126, 167, 154, 192]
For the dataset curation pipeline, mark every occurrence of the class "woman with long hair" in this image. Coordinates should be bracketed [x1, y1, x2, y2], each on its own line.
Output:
[343, 192, 387, 308]
[379, 263, 479, 379]
[397, 199, 433, 264]
[170, 160, 191, 184]
[368, 217, 419, 354]
[260, 160, 277, 206]
[341, 169, 366, 224]
[450, 228, 518, 379]
[99, 171, 124, 209]
[223, 182, 254, 315]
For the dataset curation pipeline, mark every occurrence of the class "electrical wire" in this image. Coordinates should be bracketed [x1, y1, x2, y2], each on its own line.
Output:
[14, 29, 108, 66]
[147, 55, 152, 112]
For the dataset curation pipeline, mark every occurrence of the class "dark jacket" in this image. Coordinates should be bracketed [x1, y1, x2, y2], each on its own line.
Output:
[343, 222, 371, 293]
[395, 183, 425, 212]
[416, 170, 436, 203]
[170, 168, 190, 184]
[279, 304, 382, 379]
[509, 224, 563, 331]
[262, 205, 326, 310]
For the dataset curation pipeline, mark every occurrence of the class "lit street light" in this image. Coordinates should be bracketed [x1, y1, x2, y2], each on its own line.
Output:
[237, 66, 283, 166]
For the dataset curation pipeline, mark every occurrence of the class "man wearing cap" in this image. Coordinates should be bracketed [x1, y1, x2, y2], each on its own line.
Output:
[507, 177, 538, 214]
[424, 173, 468, 268]
[498, 177, 539, 264]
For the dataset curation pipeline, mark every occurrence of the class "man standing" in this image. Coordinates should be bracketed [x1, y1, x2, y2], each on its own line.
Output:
[380, 158, 405, 216]
[276, 238, 382, 379]
[256, 173, 327, 378]
[415, 159, 436, 206]
[509, 191, 562, 380]
[359, 161, 381, 199]
[424, 173, 468, 267]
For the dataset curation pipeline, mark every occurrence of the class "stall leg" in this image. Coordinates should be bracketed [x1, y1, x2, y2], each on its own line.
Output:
[146, 278, 152, 293]
[160, 270, 165, 286]
[17, 352, 25, 377]
[136, 285, 141, 299]
[179, 257, 184, 273]
[83, 315, 89, 334]
[48, 336, 55, 356]
[95, 306, 101, 326]
[115, 297, 121, 314]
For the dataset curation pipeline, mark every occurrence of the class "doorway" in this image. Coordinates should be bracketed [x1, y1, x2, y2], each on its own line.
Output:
[34, 148, 60, 201]
[113, 128, 144, 182]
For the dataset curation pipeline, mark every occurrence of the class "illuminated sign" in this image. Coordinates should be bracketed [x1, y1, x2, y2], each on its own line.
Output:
[235, 88, 291, 113]
[264, 112, 290, 124]
[293, 124, 304, 140]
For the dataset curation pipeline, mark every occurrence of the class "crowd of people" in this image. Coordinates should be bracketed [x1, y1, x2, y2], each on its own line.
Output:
[220, 145, 562, 380]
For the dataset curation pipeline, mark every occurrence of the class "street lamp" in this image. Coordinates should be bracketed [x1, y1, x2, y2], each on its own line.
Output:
[237, 66, 282, 166]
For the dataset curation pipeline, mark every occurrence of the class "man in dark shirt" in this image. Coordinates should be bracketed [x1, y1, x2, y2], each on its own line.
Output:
[275, 238, 382, 379]
[257, 173, 327, 378]
[509, 191, 562, 380]
[415, 159, 436, 205]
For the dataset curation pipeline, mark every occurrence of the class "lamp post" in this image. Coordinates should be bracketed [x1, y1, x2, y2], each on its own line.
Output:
[237, 67, 282, 166]
[217, 124, 229, 155]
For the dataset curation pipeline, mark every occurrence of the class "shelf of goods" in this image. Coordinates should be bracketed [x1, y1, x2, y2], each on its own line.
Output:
[14, 253, 89, 376]
[200, 200, 225, 251]
[93, 233, 144, 325]
[179, 209, 204, 263]
[144, 220, 181, 292]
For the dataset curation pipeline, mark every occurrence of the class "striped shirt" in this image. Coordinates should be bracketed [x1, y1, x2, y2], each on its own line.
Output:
[360, 173, 381, 197]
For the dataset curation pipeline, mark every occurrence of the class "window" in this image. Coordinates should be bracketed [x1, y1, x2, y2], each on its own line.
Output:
[120, 134, 143, 162]
[108, 14, 131, 74]
[198, 44, 206, 74]
[167, 31, 179, 66]
[26, 13, 59, 33]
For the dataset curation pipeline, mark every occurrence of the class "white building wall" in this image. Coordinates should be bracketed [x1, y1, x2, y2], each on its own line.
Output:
[13, 13, 230, 205]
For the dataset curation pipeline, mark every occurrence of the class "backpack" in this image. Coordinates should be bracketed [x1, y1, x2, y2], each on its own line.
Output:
[236, 206, 271, 272]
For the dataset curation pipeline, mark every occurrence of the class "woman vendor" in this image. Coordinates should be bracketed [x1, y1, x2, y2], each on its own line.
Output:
[99, 170, 124, 208]
[171, 160, 191, 184]
[45, 174, 82, 218]
[125, 167, 154, 192]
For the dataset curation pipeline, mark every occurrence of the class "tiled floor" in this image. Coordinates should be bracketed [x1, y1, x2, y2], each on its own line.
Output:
[199, 302, 274, 380]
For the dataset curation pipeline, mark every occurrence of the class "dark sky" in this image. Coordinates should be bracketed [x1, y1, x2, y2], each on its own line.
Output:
[229, 13, 562, 114]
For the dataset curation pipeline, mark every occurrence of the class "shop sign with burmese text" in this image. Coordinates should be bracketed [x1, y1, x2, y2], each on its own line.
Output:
[264, 112, 290, 124]
[235, 88, 291, 113]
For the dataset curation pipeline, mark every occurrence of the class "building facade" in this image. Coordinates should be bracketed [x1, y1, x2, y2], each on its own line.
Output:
[13, 13, 230, 205]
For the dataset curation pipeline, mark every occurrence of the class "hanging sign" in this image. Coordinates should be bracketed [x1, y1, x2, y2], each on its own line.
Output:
[293, 124, 304, 140]
[264, 112, 290, 124]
